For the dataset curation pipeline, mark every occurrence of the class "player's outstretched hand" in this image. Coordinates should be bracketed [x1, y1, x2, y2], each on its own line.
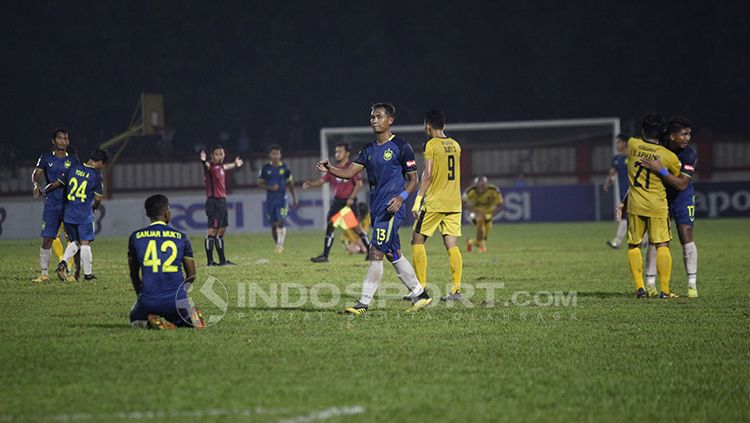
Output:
[387, 196, 403, 213]
[234, 156, 244, 168]
[199, 150, 207, 162]
[638, 157, 663, 173]
[302, 181, 311, 190]
[316, 160, 330, 173]
[615, 202, 625, 221]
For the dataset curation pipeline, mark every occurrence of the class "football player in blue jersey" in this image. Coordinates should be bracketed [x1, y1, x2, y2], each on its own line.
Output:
[31, 129, 79, 282]
[128, 194, 204, 329]
[641, 117, 699, 298]
[316, 103, 431, 315]
[604, 134, 629, 248]
[45, 149, 108, 281]
[258, 144, 298, 253]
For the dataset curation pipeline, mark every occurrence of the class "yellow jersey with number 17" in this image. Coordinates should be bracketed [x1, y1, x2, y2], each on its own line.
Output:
[626, 137, 682, 217]
[423, 137, 462, 212]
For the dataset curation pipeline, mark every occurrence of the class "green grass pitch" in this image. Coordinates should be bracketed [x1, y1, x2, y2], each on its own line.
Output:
[1, 219, 749, 422]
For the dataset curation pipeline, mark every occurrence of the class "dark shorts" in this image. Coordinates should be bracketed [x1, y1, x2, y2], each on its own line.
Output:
[206, 197, 228, 229]
[670, 194, 696, 227]
[41, 204, 65, 238]
[129, 299, 197, 327]
[370, 206, 404, 258]
[265, 199, 288, 225]
[326, 198, 359, 222]
[64, 221, 95, 242]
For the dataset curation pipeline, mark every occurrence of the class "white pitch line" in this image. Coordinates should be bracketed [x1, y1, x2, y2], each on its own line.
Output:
[276, 406, 366, 423]
[0, 405, 366, 422]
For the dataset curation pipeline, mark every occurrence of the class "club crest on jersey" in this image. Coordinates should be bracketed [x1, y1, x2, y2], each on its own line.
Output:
[280, 169, 285, 175]
[64, 160, 71, 168]
[383, 149, 394, 161]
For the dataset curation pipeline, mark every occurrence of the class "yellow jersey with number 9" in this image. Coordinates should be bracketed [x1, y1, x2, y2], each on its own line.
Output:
[422, 137, 462, 212]
[626, 137, 682, 217]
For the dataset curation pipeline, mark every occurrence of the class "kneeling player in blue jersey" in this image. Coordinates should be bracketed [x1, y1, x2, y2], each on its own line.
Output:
[45, 148, 108, 281]
[316, 103, 431, 314]
[128, 194, 204, 329]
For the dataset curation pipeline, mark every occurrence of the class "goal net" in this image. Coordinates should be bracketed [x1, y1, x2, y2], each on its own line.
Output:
[319, 117, 621, 221]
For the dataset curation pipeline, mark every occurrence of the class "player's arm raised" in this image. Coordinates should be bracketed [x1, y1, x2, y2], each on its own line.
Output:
[223, 156, 244, 171]
[199, 150, 211, 172]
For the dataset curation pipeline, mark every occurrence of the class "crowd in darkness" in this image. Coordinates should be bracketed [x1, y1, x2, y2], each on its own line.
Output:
[6, 2, 750, 166]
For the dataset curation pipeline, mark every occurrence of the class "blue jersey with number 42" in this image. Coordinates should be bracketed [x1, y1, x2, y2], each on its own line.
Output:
[58, 163, 104, 224]
[128, 222, 194, 306]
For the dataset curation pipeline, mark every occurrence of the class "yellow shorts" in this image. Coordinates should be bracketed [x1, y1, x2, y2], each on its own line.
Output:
[627, 214, 671, 245]
[413, 211, 462, 237]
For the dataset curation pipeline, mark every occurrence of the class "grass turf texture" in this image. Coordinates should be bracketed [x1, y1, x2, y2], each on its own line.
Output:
[1, 219, 748, 422]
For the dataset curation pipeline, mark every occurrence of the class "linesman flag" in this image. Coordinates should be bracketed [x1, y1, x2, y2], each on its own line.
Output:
[330, 206, 359, 230]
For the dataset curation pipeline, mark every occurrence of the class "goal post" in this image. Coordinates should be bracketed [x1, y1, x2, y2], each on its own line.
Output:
[319, 117, 621, 222]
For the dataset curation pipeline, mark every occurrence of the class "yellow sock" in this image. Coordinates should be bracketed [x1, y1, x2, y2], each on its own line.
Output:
[412, 243, 427, 288]
[627, 248, 644, 290]
[447, 246, 462, 294]
[483, 221, 492, 240]
[52, 237, 64, 260]
[656, 246, 672, 294]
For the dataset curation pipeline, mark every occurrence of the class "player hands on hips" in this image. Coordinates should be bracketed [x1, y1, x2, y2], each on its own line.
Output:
[200, 145, 243, 266]
[315, 102, 431, 315]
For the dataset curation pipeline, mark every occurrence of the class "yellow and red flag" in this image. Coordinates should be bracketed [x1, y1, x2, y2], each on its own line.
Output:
[330, 206, 359, 230]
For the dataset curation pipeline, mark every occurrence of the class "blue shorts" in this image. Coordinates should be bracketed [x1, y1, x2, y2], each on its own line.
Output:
[370, 207, 404, 258]
[265, 200, 288, 224]
[129, 299, 196, 327]
[670, 194, 696, 227]
[64, 221, 95, 242]
[41, 205, 64, 239]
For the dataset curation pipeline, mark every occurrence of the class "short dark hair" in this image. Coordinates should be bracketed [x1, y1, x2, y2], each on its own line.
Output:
[371, 102, 396, 117]
[145, 194, 169, 219]
[665, 117, 692, 135]
[51, 128, 68, 140]
[615, 133, 629, 142]
[640, 113, 665, 139]
[335, 143, 350, 152]
[210, 145, 224, 153]
[267, 144, 282, 153]
[424, 109, 445, 129]
[89, 148, 109, 163]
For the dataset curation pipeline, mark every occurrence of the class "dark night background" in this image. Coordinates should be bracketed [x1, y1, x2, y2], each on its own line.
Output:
[3, 1, 749, 160]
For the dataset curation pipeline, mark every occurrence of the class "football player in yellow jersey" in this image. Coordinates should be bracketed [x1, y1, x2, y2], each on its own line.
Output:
[463, 176, 503, 253]
[625, 113, 687, 299]
[411, 110, 464, 301]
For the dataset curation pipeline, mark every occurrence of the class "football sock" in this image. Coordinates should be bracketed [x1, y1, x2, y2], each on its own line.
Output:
[411, 243, 427, 287]
[627, 247, 644, 291]
[216, 236, 226, 263]
[323, 224, 335, 258]
[358, 260, 383, 306]
[448, 246, 463, 294]
[615, 220, 627, 244]
[80, 245, 93, 276]
[656, 246, 672, 294]
[40, 248, 51, 276]
[358, 231, 371, 250]
[205, 236, 216, 264]
[645, 244, 657, 289]
[51, 237, 64, 260]
[392, 257, 425, 300]
[277, 227, 287, 246]
[61, 242, 79, 263]
[271, 227, 278, 243]
[483, 221, 492, 240]
[683, 242, 697, 289]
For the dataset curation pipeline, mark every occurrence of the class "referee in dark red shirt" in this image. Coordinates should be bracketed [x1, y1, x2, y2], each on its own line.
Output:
[303, 143, 371, 262]
[200, 145, 244, 266]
